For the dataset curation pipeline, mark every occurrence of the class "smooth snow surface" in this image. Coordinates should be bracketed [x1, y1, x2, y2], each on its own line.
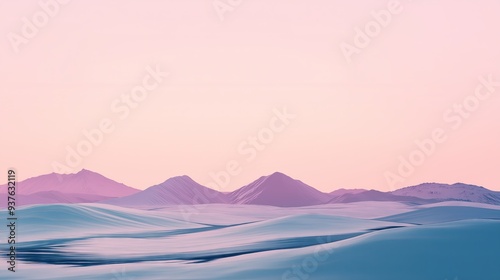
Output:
[1, 201, 499, 279]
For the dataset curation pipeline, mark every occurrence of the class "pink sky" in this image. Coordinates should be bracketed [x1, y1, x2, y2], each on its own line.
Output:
[1, 0, 499, 192]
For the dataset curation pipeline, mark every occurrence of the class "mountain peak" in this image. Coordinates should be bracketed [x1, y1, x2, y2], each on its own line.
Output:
[76, 169, 98, 176]
[229, 172, 330, 207]
[107, 175, 227, 206]
[160, 175, 194, 185]
[268, 171, 288, 177]
[264, 172, 297, 182]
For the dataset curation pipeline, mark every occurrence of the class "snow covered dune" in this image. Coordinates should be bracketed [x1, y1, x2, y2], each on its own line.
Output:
[1, 202, 499, 279]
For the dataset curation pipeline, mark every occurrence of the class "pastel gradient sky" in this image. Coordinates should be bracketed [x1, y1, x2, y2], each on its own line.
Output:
[1, 0, 499, 192]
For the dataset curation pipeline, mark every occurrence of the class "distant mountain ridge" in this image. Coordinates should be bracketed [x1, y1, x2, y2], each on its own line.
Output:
[329, 190, 436, 204]
[391, 183, 500, 205]
[329, 188, 366, 198]
[1, 170, 499, 208]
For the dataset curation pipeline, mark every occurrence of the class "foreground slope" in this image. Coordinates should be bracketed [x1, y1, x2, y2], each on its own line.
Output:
[2, 203, 499, 280]
[379, 205, 500, 224]
[0, 191, 111, 208]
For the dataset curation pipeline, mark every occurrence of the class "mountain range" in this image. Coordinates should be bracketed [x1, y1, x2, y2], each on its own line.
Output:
[1, 170, 499, 208]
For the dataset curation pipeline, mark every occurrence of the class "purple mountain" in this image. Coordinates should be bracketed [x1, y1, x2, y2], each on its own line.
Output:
[228, 172, 330, 207]
[0, 169, 139, 198]
[329, 188, 366, 198]
[391, 183, 500, 205]
[105, 175, 228, 207]
[329, 190, 435, 204]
